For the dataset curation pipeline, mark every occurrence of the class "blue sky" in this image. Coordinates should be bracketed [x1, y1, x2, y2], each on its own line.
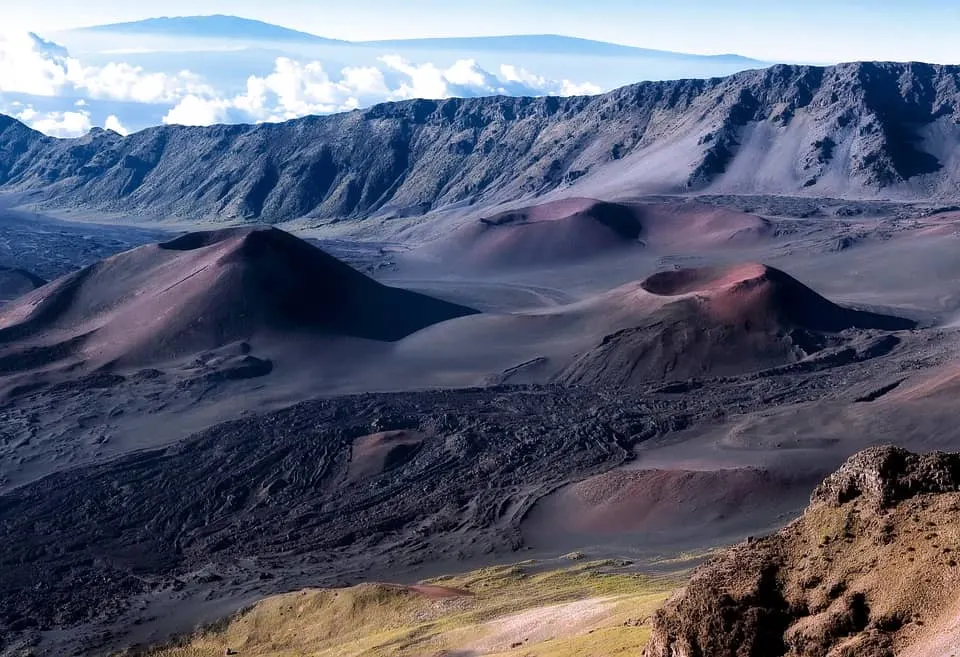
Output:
[3, 0, 959, 138]
[7, 0, 960, 63]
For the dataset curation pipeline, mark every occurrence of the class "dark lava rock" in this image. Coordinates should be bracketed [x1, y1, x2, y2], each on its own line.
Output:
[215, 355, 273, 380]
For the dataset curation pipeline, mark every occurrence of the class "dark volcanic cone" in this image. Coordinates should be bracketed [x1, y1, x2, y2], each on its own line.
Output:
[559, 264, 914, 385]
[425, 199, 772, 268]
[0, 226, 477, 370]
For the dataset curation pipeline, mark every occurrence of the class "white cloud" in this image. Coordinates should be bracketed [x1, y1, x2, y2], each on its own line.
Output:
[80, 62, 212, 103]
[560, 80, 603, 96]
[16, 106, 37, 122]
[0, 32, 80, 96]
[341, 66, 390, 97]
[162, 94, 230, 126]
[379, 55, 454, 99]
[7, 105, 133, 138]
[17, 108, 92, 137]
[0, 31, 211, 103]
[500, 64, 602, 96]
[500, 64, 547, 87]
[445, 59, 494, 88]
[104, 114, 129, 135]
[1, 32, 601, 131]
[162, 54, 601, 126]
[242, 58, 350, 119]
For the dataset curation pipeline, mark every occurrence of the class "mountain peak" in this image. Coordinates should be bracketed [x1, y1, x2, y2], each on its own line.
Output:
[66, 15, 761, 64]
[73, 14, 345, 44]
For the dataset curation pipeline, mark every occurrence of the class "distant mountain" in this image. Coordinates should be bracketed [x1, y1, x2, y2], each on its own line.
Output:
[360, 34, 763, 64]
[2, 62, 960, 222]
[71, 15, 347, 44]
[66, 16, 762, 65]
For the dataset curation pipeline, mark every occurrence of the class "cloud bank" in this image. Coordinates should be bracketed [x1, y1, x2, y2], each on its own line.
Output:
[0, 32, 603, 135]
[161, 56, 602, 127]
[0, 32, 211, 102]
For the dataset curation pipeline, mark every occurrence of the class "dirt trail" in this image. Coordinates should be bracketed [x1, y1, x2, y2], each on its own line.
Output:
[468, 597, 618, 653]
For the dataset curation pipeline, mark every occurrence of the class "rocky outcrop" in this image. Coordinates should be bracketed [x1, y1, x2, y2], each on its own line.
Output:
[4, 63, 960, 222]
[811, 446, 960, 509]
[646, 446, 960, 657]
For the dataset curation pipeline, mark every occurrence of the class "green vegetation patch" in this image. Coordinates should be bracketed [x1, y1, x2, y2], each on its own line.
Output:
[146, 560, 680, 657]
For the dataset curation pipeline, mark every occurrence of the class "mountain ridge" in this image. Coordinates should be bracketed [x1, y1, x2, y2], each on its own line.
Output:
[359, 34, 763, 63]
[3, 61, 960, 222]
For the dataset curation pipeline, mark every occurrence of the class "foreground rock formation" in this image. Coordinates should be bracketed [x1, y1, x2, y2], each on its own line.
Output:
[646, 446, 960, 657]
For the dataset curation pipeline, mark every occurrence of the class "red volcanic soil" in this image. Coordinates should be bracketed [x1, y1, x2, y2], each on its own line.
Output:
[437, 198, 642, 267]
[560, 264, 914, 385]
[347, 430, 426, 483]
[639, 264, 915, 332]
[890, 362, 960, 401]
[640, 263, 771, 297]
[633, 202, 772, 250]
[425, 199, 771, 268]
[0, 227, 477, 371]
[524, 468, 795, 537]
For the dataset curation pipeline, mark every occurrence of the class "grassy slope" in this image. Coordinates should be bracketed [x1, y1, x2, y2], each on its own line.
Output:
[147, 561, 680, 657]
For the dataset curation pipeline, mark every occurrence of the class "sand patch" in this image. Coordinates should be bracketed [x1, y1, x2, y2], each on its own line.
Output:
[348, 430, 427, 483]
[525, 468, 791, 537]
